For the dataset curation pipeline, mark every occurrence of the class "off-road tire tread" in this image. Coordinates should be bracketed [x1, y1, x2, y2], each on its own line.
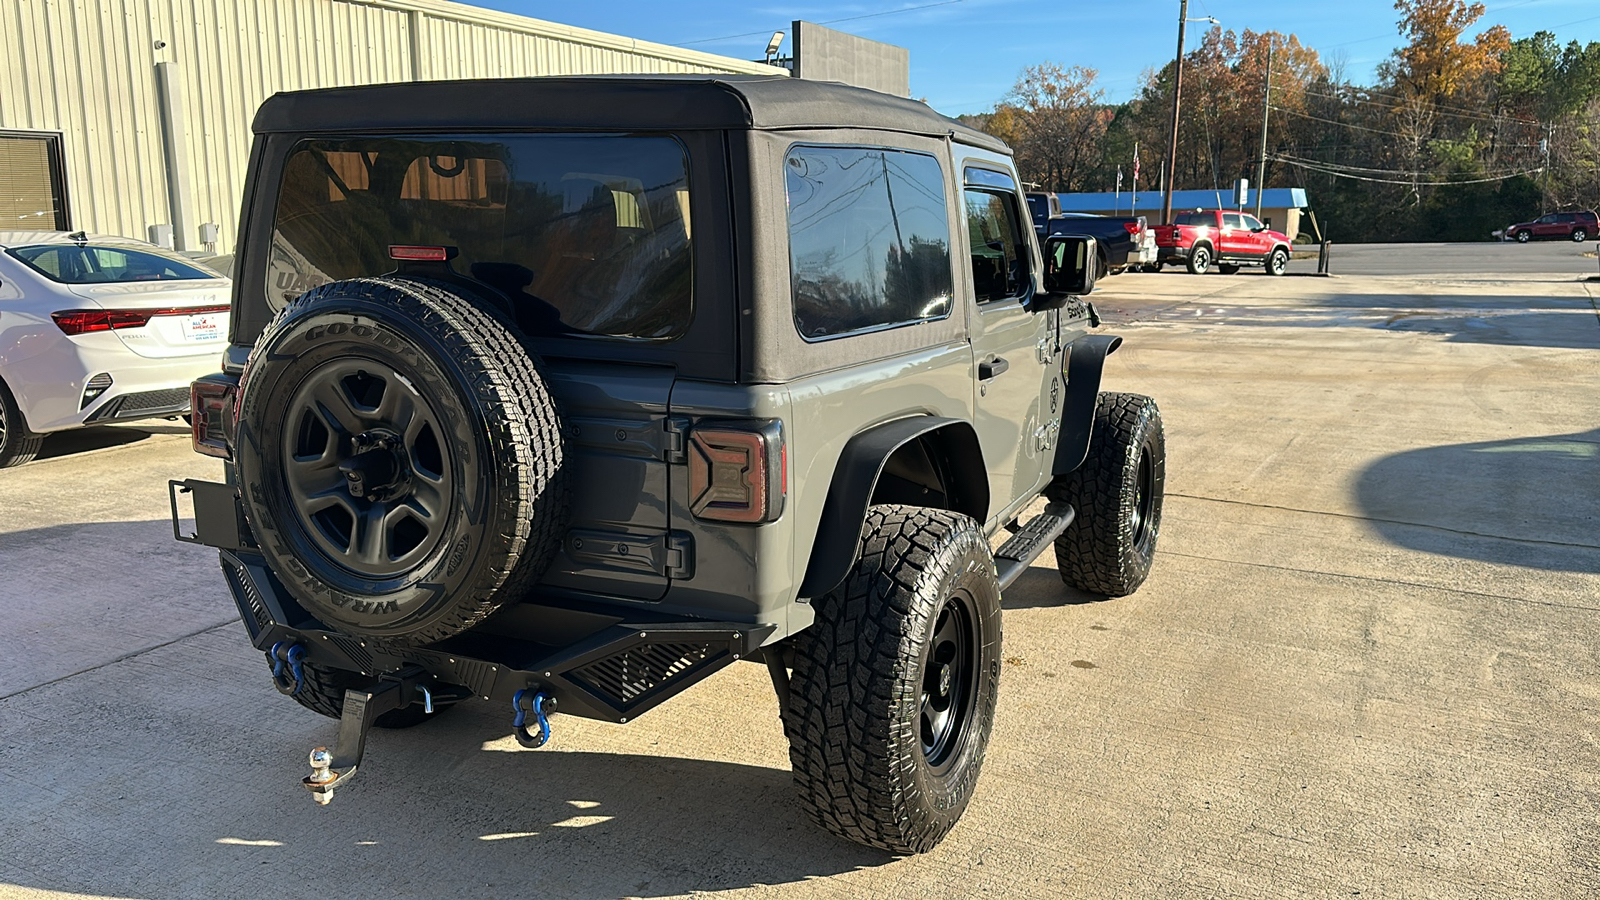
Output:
[1048, 392, 1164, 596]
[784, 505, 1000, 854]
[243, 276, 567, 646]
[0, 378, 43, 468]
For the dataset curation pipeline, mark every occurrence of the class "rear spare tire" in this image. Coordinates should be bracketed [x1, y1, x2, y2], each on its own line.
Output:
[234, 276, 568, 646]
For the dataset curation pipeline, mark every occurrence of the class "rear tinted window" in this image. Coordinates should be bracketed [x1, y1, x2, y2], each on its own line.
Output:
[785, 145, 953, 341]
[270, 134, 692, 341]
[1173, 212, 1213, 226]
[8, 245, 218, 284]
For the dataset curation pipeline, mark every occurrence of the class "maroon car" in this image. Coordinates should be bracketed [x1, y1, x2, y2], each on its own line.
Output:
[1505, 210, 1595, 243]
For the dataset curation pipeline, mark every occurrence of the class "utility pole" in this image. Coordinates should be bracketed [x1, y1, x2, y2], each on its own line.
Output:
[1162, 0, 1189, 227]
[1254, 39, 1273, 221]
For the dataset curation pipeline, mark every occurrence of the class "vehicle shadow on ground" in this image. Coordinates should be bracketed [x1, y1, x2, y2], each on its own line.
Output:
[1355, 428, 1600, 573]
[1002, 564, 1112, 608]
[0, 689, 896, 900]
[31, 422, 187, 462]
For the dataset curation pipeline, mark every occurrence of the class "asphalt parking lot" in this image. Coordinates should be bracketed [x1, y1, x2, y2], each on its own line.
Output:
[2, 245, 1597, 898]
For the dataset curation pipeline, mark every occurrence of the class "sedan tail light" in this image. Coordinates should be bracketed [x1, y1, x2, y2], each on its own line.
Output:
[191, 374, 239, 459]
[1122, 222, 1140, 235]
[53, 304, 230, 335]
[688, 421, 785, 523]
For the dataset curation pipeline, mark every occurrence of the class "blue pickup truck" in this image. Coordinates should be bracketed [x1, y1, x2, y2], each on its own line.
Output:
[1026, 192, 1156, 276]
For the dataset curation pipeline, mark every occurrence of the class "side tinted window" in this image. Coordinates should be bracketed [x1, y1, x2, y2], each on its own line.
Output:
[271, 134, 693, 341]
[1241, 214, 1264, 231]
[785, 146, 954, 341]
[1174, 212, 1211, 226]
[965, 189, 1029, 303]
[1223, 213, 1247, 230]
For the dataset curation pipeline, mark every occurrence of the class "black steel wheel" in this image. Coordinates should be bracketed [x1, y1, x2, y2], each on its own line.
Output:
[234, 276, 568, 646]
[785, 505, 1002, 854]
[1266, 246, 1290, 276]
[1048, 392, 1166, 596]
[0, 377, 43, 469]
[1186, 244, 1212, 274]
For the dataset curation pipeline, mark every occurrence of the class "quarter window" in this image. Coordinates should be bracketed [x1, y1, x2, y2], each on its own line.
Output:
[785, 145, 954, 341]
[964, 188, 1029, 303]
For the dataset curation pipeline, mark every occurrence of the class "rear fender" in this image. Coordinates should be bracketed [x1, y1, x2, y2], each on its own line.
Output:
[1052, 334, 1123, 476]
[798, 417, 987, 598]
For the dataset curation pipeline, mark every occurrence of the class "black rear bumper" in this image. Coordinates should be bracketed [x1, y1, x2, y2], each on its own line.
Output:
[176, 479, 774, 724]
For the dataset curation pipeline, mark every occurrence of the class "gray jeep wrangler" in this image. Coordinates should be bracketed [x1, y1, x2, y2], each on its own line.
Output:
[173, 74, 1166, 855]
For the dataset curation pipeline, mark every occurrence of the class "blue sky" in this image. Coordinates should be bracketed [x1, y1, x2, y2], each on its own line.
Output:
[478, 0, 1600, 115]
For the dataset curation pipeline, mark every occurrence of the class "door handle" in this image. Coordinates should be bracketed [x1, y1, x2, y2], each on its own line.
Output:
[979, 356, 1010, 380]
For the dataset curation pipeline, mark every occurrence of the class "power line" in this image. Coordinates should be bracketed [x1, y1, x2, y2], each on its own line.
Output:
[1269, 153, 1543, 185]
[1294, 85, 1544, 128]
[676, 0, 968, 47]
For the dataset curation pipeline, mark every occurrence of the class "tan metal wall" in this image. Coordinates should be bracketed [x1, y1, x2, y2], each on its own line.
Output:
[0, 0, 784, 253]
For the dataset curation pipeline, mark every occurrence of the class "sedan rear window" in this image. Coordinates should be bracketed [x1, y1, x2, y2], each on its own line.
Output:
[269, 134, 692, 341]
[7, 245, 219, 284]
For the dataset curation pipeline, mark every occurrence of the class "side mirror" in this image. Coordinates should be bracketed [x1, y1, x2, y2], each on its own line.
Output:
[1041, 233, 1097, 298]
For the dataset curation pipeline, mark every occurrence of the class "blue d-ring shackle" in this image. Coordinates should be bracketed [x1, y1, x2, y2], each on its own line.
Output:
[511, 689, 553, 749]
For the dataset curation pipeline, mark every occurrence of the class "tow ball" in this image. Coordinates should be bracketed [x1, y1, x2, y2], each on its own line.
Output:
[299, 667, 468, 805]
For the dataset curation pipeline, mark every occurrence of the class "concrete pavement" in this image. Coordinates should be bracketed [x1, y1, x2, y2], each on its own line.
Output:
[1, 261, 1597, 898]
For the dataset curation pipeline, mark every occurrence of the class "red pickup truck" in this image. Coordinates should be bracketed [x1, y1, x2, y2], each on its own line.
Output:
[1153, 209, 1293, 276]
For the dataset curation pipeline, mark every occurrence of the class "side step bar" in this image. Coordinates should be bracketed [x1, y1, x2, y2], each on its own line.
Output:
[994, 501, 1075, 590]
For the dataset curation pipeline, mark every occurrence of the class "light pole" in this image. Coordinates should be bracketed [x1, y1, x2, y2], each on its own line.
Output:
[1161, 5, 1220, 226]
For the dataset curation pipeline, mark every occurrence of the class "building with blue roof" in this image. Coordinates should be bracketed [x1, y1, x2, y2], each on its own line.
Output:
[1052, 188, 1311, 241]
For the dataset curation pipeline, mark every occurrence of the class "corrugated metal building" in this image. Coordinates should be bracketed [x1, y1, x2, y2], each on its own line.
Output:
[0, 0, 785, 254]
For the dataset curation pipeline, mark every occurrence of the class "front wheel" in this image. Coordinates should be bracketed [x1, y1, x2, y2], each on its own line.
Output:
[1265, 247, 1290, 276]
[784, 506, 1002, 854]
[1049, 393, 1166, 596]
[1185, 245, 1212, 274]
[1573, 228, 1588, 242]
[1516, 230, 1531, 243]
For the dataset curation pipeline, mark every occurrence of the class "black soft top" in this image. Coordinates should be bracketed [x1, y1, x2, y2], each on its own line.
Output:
[252, 74, 1007, 152]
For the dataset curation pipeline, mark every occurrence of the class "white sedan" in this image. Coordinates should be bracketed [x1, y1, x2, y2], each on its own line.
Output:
[0, 232, 230, 467]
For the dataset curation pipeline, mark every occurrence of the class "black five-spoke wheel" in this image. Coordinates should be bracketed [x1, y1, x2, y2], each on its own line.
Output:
[920, 594, 977, 771]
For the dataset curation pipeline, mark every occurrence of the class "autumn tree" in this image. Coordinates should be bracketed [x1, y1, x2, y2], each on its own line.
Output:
[1383, 0, 1510, 102]
[990, 64, 1109, 192]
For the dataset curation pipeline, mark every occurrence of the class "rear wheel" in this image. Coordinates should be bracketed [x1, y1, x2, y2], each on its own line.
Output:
[785, 505, 1002, 854]
[1185, 245, 1212, 274]
[1573, 228, 1588, 242]
[1049, 393, 1166, 596]
[1265, 247, 1290, 276]
[0, 378, 44, 468]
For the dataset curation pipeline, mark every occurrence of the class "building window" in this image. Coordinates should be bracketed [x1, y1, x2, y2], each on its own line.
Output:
[0, 132, 70, 232]
[785, 145, 953, 341]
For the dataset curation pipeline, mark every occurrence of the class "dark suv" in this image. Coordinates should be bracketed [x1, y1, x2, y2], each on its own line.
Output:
[171, 75, 1166, 854]
[1505, 209, 1596, 242]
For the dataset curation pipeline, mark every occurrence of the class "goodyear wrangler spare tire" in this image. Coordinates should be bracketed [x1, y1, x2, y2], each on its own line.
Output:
[235, 276, 568, 646]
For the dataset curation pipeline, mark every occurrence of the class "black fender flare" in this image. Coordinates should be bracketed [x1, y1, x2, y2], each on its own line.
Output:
[798, 417, 988, 598]
[1052, 333, 1124, 476]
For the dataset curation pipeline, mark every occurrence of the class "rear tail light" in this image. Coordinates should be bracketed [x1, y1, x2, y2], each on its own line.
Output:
[1123, 222, 1140, 235]
[388, 245, 457, 261]
[688, 421, 785, 523]
[191, 374, 239, 459]
[53, 305, 230, 336]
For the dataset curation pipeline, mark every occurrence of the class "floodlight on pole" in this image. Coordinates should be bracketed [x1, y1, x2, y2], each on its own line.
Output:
[766, 31, 785, 64]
